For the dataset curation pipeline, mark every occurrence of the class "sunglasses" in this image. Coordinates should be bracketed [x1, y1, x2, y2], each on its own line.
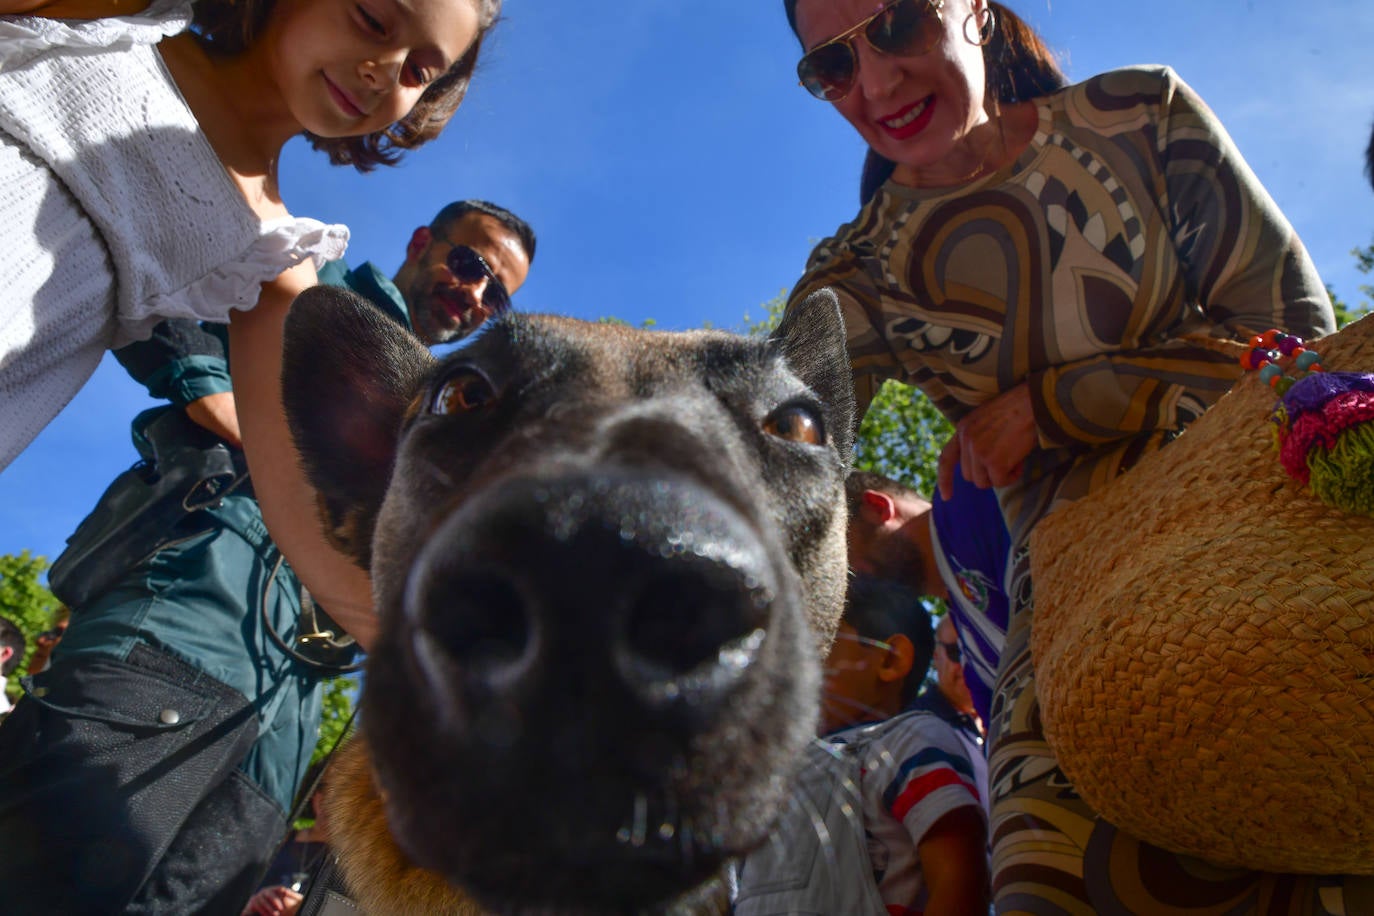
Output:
[937, 638, 962, 664]
[446, 245, 512, 315]
[797, 0, 945, 102]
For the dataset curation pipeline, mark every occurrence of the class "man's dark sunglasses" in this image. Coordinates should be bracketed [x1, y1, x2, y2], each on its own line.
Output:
[796, 0, 945, 102]
[937, 638, 962, 664]
[446, 245, 512, 315]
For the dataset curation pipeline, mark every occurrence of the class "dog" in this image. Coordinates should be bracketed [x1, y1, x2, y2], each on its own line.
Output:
[280, 286, 855, 914]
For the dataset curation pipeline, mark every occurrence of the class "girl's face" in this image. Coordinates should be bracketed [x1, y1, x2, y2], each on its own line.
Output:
[266, 0, 480, 138]
[794, 0, 990, 174]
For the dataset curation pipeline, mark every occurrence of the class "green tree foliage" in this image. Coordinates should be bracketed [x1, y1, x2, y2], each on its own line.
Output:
[313, 674, 358, 766]
[1330, 240, 1374, 329]
[0, 551, 61, 691]
[851, 381, 952, 497]
[740, 290, 788, 337]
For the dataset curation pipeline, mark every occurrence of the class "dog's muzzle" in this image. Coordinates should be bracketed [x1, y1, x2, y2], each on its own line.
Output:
[403, 469, 779, 732]
[368, 469, 796, 908]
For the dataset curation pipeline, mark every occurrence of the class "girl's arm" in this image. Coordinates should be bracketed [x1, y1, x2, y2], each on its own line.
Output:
[230, 262, 379, 651]
[2, 0, 149, 17]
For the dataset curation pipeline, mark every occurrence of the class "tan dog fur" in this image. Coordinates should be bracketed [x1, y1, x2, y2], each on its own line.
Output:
[325, 736, 485, 915]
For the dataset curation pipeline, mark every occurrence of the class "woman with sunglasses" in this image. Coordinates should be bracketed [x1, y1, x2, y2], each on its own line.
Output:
[781, 0, 1348, 911]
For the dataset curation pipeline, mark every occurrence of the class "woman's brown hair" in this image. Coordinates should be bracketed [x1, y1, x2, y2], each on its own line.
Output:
[194, 0, 501, 172]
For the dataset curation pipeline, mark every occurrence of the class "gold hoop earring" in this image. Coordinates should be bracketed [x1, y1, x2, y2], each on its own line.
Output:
[963, 7, 996, 46]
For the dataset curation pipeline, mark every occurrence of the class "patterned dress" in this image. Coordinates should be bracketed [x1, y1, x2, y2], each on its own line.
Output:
[789, 66, 1356, 913]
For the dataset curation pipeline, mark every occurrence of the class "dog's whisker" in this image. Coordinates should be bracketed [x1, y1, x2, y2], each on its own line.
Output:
[712, 799, 730, 849]
[678, 813, 695, 873]
[659, 782, 682, 846]
[631, 790, 649, 847]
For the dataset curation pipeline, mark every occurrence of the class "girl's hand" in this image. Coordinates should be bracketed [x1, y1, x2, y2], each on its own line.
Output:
[230, 262, 379, 651]
[938, 383, 1036, 499]
[185, 391, 243, 449]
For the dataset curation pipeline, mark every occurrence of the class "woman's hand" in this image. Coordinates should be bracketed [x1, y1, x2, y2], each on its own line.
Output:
[938, 383, 1036, 499]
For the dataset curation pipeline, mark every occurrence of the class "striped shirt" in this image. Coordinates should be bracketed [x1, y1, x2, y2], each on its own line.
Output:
[835, 711, 987, 915]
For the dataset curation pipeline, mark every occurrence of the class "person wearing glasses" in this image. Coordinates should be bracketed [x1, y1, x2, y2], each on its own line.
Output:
[740, 574, 989, 915]
[781, 0, 1344, 911]
[0, 199, 533, 914]
[321, 199, 534, 347]
[911, 614, 984, 742]
[845, 468, 1008, 732]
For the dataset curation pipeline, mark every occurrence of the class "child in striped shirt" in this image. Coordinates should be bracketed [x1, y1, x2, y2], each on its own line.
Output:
[822, 576, 990, 916]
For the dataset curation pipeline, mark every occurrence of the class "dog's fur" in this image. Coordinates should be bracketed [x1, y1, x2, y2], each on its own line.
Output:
[282, 287, 854, 914]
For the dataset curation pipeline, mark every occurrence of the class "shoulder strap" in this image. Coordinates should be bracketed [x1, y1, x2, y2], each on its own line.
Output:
[296, 852, 364, 916]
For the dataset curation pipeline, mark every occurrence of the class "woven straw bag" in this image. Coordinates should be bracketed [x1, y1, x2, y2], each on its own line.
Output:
[1029, 312, 1374, 874]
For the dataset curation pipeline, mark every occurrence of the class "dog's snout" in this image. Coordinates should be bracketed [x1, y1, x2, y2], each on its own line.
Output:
[404, 471, 779, 725]
[416, 572, 535, 686]
[614, 556, 769, 710]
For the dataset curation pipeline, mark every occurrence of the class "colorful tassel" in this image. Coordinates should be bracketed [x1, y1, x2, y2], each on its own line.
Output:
[1258, 337, 1374, 517]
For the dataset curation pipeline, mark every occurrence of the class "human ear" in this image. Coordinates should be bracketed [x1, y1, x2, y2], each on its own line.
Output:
[405, 226, 432, 262]
[860, 489, 896, 524]
[877, 633, 915, 683]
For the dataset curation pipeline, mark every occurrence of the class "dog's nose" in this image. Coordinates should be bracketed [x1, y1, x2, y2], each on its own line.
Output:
[403, 471, 778, 722]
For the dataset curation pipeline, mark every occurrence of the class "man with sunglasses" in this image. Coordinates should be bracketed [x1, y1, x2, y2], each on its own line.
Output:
[911, 613, 983, 742]
[0, 200, 534, 913]
[323, 199, 533, 346]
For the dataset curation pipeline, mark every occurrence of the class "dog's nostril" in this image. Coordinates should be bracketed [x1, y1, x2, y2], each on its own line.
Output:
[617, 563, 770, 709]
[624, 571, 758, 674]
[422, 574, 532, 673]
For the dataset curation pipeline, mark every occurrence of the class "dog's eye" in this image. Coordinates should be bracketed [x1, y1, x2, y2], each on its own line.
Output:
[762, 404, 824, 446]
[432, 368, 496, 415]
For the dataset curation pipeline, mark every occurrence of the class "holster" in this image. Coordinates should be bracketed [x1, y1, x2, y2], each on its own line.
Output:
[49, 407, 244, 609]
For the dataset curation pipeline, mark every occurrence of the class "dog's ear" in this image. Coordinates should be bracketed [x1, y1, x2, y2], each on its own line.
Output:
[771, 288, 856, 461]
[282, 285, 433, 567]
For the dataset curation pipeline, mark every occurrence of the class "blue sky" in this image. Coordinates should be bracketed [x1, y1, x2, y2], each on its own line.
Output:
[3, 0, 1372, 569]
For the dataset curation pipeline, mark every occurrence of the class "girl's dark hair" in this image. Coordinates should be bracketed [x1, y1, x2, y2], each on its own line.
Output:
[194, 0, 501, 173]
[780, 0, 1065, 203]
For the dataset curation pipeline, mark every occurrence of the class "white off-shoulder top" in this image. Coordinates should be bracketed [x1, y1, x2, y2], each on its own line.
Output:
[0, 0, 349, 468]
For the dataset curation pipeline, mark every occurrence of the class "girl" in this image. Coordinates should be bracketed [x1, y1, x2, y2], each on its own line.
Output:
[0, 0, 497, 644]
[780, 0, 1355, 912]
[0, 0, 497, 910]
